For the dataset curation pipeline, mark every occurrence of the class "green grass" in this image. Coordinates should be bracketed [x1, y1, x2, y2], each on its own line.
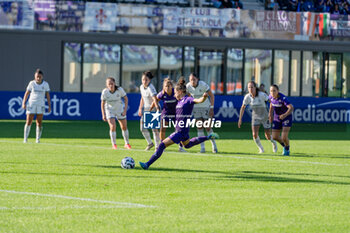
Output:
[0, 120, 349, 232]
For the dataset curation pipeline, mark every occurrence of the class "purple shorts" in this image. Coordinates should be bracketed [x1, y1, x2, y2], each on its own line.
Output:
[272, 115, 293, 130]
[168, 131, 189, 144]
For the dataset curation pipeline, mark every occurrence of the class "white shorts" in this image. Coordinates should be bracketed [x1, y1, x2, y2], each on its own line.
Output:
[252, 117, 271, 129]
[26, 104, 45, 115]
[105, 108, 126, 120]
[192, 108, 210, 119]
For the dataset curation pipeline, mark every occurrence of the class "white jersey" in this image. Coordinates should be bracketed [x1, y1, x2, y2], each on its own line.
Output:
[26, 80, 50, 106]
[101, 87, 126, 111]
[243, 91, 269, 120]
[186, 81, 210, 109]
[140, 83, 157, 110]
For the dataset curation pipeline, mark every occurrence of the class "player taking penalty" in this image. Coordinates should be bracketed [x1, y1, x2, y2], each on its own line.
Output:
[139, 78, 219, 170]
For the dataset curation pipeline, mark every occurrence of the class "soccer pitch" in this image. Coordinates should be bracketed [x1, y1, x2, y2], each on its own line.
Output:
[0, 120, 349, 232]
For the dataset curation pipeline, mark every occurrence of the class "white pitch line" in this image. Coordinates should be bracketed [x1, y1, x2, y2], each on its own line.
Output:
[0, 190, 155, 208]
[0, 205, 139, 210]
[0, 139, 348, 167]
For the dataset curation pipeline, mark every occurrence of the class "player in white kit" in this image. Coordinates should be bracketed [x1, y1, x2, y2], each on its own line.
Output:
[22, 69, 51, 143]
[238, 81, 278, 153]
[138, 71, 161, 151]
[186, 73, 218, 153]
[101, 77, 131, 150]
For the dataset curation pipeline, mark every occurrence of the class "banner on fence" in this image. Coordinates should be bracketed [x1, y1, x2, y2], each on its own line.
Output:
[0, 0, 34, 29]
[1, 91, 349, 123]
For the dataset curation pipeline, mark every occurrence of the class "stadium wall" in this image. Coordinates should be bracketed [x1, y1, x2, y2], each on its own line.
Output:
[1, 29, 350, 92]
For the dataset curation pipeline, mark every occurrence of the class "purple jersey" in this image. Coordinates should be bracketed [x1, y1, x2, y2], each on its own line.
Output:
[269, 93, 291, 120]
[157, 89, 177, 117]
[175, 95, 195, 134]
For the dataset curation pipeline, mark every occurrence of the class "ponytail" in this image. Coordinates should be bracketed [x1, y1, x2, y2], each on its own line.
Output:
[175, 77, 187, 94]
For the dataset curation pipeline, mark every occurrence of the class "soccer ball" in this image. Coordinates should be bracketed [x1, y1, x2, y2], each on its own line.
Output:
[121, 157, 135, 169]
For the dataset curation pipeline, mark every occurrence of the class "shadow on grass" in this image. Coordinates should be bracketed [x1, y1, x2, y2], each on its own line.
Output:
[1, 161, 349, 186]
[205, 151, 350, 159]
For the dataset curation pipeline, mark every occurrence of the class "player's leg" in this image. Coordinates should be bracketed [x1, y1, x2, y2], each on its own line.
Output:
[152, 128, 161, 151]
[118, 119, 131, 149]
[160, 119, 168, 141]
[140, 137, 175, 170]
[35, 114, 44, 143]
[196, 117, 206, 153]
[182, 132, 219, 149]
[24, 114, 34, 143]
[263, 120, 277, 153]
[272, 120, 285, 148]
[281, 127, 291, 156]
[140, 119, 153, 150]
[205, 122, 218, 153]
[252, 124, 264, 153]
[108, 118, 117, 149]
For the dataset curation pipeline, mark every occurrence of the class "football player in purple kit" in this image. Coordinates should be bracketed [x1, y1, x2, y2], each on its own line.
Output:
[268, 84, 294, 156]
[139, 78, 219, 170]
[150, 77, 187, 152]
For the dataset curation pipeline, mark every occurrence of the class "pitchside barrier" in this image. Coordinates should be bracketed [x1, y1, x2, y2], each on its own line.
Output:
[0, 91, 349, 123]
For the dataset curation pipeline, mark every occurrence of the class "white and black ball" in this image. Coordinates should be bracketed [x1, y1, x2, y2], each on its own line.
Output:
[121, 157, 135, 169]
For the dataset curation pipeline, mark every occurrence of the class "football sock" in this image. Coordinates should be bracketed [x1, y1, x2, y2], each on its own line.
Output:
[147, 142, 166, 167]
[280, 142, 285, 147]
[141, 129, 153, 145]
[184, 136, 208, 149]
[152, 129, 161, 148]
[285, 145, 290, 151]
[197, 129, 205, 150]
[36, 126, 43, 140]
[122, 129, 129, 144]
[207, 129, 217, 148]
[253, 136, 264, 151]
[109, 131, 116, 145]
[24, 124, 31, 140]
[271, 139, 277, 148]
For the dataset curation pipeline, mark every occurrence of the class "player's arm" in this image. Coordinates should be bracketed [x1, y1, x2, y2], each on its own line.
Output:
[238, 104, 246, 128]
[279, 104, 294, 120]
[22, 90, 30, 109]
[138, 97, 144, 117]
[46, 92, 51, 113]
[269, 103, 274, 123]
[194, 93, 208, 104]
[207, 90, 215, 117]
[101, 100, 107, 121]
[150, 96, 160, 112]
[152, 96, 161, 112]
[122, 95, 128, 116]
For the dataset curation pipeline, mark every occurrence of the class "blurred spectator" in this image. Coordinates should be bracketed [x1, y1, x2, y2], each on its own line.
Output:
[232, 0, 243, 9]
[288, 0, 299, 11]
[220, 0, 234, 8]
[259, 83, 268, 94]
[212, 0, 243, 8]
[325, 0, 334, 12]
[332, 3, 341, 13]
[343, 3, 350, 14]
[316, 0, 326, 12]
[301, 0, 314, 11]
